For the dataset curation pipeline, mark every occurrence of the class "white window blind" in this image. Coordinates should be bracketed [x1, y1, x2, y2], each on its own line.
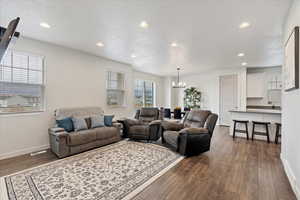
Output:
[0, 50, 45, 113]
[106, 71, 125, 106]
[134, 80, 155, 107]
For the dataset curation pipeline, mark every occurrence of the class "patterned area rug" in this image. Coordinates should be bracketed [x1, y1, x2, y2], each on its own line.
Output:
[0, 141, 183, 200]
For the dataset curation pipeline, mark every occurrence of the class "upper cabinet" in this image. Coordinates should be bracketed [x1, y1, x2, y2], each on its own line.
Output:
[247, 72, 265, 98]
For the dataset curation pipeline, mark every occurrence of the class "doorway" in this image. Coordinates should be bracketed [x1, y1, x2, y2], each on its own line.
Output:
[219, 74, 238, 126]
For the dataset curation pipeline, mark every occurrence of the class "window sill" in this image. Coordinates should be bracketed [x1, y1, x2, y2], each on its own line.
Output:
[0, 110, 45, 116]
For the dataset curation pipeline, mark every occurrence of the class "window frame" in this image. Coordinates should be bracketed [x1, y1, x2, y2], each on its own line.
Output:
[0, 50, 46, 115]
[105, 70, 126, 107]
[134, 79, 156, 108]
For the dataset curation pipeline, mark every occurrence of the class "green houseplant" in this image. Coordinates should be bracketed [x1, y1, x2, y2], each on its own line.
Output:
[184, 87, 201, 109]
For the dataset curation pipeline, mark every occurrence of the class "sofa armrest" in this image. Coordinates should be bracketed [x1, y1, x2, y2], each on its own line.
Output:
[161, 121, 184, 131]
[48, 128, 70, 158]
[179, 127, 209, 135]
[178, 131, 211, 156]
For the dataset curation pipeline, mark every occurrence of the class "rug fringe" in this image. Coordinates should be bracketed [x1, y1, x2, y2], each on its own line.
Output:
[0, 178, 8, 200]
[122, 156, 184, 200]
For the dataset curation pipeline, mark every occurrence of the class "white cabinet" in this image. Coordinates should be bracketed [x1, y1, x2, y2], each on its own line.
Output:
[247, 72, 264, 98]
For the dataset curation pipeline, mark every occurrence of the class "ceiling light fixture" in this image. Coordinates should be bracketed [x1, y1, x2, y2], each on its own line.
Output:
[239, 22, 250, 29]
[242, 62, 248, 66]
[171, 42, 178, 47]
[40, 22, 51, 29]
[131, 54, 136, 58]
[238, 53, 245, 57]
[140, 21, 149, 28]
[96, 42, 104, 47]
[172, 67, 186, 88]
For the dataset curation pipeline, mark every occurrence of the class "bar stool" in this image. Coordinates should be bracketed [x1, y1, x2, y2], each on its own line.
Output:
[275, 123, 282, 144]
[233, 120, 249, 140]
[252, 121, 271, 143]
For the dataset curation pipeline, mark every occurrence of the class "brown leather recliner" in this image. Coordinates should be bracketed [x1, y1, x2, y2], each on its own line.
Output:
[123, 107, 163, 141]
[161, 110, 218, 156]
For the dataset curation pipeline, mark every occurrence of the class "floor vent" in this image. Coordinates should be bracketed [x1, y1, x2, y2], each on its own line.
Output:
[30, 150, 47, 156]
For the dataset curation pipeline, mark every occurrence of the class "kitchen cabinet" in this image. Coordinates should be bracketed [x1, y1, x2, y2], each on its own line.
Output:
[247, 72, 264, 98]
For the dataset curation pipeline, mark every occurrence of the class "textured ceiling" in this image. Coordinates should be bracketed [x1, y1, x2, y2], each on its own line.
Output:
[0, 0, 292, 76]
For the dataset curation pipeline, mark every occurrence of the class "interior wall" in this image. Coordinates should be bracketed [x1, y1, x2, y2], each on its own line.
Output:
[0, 37, 165, 159]
[281, 0, 300, 198]
[177, 67, 247, 117]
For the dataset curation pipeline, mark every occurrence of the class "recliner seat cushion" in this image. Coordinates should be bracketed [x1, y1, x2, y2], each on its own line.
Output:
[94, 127, 119, 140]
[68, 129, 97, 146]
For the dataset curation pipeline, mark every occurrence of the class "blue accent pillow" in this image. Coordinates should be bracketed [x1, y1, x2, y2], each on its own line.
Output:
[104, 115, 114, 126]
[91, 115, 105, 128]
[56, 117, 74, 132]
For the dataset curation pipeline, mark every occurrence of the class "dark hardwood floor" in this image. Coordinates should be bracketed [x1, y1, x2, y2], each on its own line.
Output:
[0, 126, 296, 200]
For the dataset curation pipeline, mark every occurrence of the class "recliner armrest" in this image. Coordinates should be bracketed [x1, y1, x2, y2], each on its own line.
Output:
[149, 120, 162, 126]
[179, 127, 209, 135]
[161, 121, 184, 131]
[49, 127, 65, 133]
[123, 118, 144, 126]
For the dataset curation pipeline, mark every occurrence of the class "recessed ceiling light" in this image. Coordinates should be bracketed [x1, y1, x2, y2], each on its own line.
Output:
[238, 53, 245, 57]
[171, 42, 178, 47]
[140, 21, 149, 28]
[131, 54, 136, 58]
[242, 62, 248, 66]
[239, 22, 250, 29]
[40, 22, 51, 29]
[96, 42, 104, 47]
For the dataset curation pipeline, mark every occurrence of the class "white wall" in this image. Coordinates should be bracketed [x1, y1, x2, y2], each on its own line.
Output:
[281, 0, 300, 198]
[0, 37, 165, 159]
[177, 67, 247, 116]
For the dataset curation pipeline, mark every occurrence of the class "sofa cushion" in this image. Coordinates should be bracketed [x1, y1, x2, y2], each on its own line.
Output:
[104, 115, 114, 126]
[94, 127, 119, 140]
[164, 131, 179, 149]
[129, 125, 149, 135]
[56, 117, 74, 132]
[72, 117, 88, 131]
[68, 129, 97, 146]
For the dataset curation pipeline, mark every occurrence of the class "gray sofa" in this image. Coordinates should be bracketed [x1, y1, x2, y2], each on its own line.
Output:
[49, 107, 121, 158]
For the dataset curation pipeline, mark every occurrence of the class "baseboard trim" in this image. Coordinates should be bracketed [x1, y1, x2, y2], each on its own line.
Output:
[0, 144, 50, 160]
[281, 154, 300, 199]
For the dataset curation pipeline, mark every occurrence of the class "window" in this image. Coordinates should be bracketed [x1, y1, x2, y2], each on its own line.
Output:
[134, 80, 155, 107]
[0, 50, 44, 113]
[106, 71, 125, 106]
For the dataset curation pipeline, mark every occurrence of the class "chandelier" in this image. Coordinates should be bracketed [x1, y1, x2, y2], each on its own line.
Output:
[172, 67, 186, 88]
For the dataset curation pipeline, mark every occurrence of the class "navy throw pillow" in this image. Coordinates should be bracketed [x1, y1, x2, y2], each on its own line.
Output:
[56, 117, 74, 132]
[104, 115, 114, 126]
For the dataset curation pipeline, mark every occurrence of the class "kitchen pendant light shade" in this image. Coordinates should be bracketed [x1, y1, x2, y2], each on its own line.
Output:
[172, 67, 186, 88]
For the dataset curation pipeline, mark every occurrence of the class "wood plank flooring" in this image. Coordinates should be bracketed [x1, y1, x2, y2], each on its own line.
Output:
[0, 126, 296, 200]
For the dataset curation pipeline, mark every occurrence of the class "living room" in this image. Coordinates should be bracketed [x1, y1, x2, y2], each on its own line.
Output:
[0, 0, 300, 200]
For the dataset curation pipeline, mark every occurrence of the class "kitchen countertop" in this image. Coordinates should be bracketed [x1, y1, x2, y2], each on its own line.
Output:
[229, 109, 281, 115]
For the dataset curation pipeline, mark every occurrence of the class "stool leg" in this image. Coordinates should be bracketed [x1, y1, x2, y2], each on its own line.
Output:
[252, 123, 255, 141]
[245, 122, 249, 140]
[266, 124, 270, 143]
[233, 121, 236, 139]
[275, 124, 279, 144]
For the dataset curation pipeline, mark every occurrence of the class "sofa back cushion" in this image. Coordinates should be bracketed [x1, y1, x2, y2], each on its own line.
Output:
[55, 107, 104, 120]
[184, 110, 211, 128]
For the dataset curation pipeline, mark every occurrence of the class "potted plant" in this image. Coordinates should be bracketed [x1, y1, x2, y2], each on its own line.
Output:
[184, 87, 201, 110]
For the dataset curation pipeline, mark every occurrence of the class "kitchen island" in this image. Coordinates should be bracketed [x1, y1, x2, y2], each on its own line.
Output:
[229, 109, 281, 142]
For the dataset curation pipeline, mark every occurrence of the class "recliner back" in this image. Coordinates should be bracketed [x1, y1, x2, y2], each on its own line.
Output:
[136, 107, 159, 123]
[183, 110, 211, 128]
